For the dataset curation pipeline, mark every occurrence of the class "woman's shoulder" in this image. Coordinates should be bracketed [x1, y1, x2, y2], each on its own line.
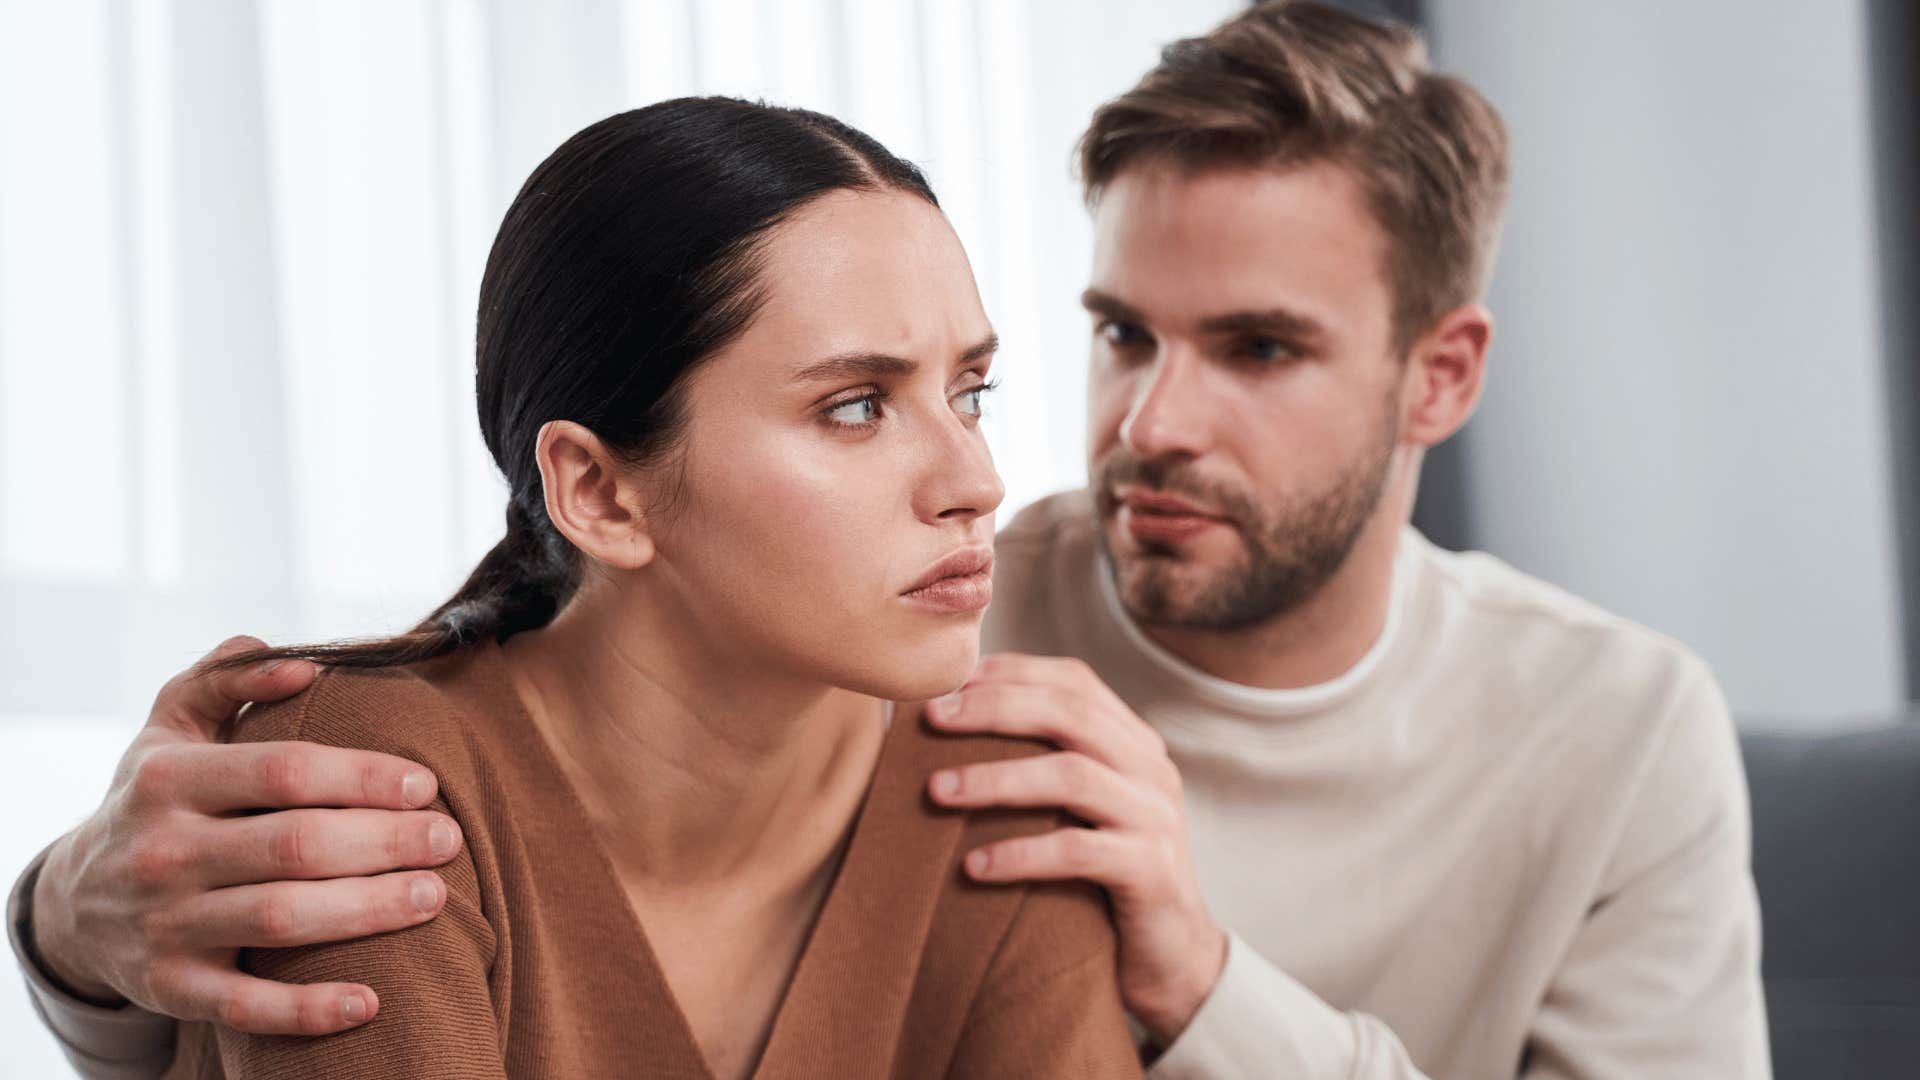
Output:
[891, 703, 1051, 773]
[887, 707, 1117, 943]
[881, 710, 1135, 1071]
[225, 646, 505, 777]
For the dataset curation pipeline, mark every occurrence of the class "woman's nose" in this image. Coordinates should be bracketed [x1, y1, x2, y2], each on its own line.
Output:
[917, 411, 1004, 525]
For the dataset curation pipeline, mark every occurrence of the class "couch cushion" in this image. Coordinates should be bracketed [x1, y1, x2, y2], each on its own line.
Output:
[1741, 717, 1920, 1078]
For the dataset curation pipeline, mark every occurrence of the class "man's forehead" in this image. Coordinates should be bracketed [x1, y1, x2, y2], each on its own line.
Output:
[1089, 160, 1392, 329]
[1096, 159, 1381, 245]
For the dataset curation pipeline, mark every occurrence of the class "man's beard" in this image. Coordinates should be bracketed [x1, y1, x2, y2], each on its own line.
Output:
[1093, 414, 1397, 632]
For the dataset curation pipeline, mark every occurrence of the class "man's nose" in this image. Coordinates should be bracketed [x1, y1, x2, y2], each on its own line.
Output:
[1120, 348, 1215, 460]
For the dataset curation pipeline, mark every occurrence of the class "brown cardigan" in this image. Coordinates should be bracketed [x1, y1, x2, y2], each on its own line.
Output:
[162, 642, 1142, 1079]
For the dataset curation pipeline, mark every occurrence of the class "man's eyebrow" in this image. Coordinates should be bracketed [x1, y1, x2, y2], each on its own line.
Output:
[1083, 289, 1327, 343]
[1196, 307, 1327, 341]
[1080, 289, 1147, 325]
[793, 333, 999, 383]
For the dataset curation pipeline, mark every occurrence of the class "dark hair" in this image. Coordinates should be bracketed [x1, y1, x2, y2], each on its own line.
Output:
[215, 98, 937, 673]
[1077, 0, 1507, 349]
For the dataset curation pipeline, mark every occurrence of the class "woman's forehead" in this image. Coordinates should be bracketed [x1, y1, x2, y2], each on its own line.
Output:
[739, 190, 992, 370]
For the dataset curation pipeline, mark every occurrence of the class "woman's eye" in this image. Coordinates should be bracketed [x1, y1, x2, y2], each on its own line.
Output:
[952, 379, 998, 419]
[825, 396, 883, 427]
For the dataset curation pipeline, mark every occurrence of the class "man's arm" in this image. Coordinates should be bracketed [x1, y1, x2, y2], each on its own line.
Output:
[925, 653, 1432, 1079]
[1520, 663, 1770, 1078]
[1143, 932, 1429, 1079]
[924, 652, 1768, 1079]
[10, 851, 179, 1080]
[204, 682, 506, 1080]
[13, 637, 463, 1078]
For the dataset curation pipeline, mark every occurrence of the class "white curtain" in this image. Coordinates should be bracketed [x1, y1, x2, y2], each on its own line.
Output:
[0, 0, 1241, 720]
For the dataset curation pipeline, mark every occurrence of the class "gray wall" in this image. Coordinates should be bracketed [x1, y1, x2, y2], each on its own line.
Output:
[1427, 0, 1907, 718]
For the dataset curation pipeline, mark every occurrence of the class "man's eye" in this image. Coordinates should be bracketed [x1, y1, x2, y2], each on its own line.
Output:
[825, 396, 883, 427]
[1100, 320, 1150, 347]
[1244, 336, 1298, 363]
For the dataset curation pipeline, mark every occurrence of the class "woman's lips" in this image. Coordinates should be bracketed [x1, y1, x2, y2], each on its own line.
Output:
[901, 546, 994, 614]
[900, 570, 993, 614]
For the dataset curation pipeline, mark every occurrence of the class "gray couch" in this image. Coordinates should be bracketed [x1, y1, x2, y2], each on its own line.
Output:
[1742, 714, 1920, 1078]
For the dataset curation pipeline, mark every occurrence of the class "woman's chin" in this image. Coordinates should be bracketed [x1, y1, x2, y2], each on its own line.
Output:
[854, 634, 980, 704]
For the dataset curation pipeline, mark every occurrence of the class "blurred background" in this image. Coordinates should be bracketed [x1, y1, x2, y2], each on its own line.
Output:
[1, 0, 1914, 1070]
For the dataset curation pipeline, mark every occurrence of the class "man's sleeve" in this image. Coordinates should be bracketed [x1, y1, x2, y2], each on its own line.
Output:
[1520, 662, 1771, 1078]
[1146, 932, 1432, 1080]
[10, 846, 179, 1080]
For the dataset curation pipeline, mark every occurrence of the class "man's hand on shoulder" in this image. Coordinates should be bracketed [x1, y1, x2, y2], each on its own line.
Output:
[28, 636, 462, 1035]
[922, 652, 1228, 1045]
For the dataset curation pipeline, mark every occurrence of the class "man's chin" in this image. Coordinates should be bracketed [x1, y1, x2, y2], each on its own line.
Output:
[1102, 514, 1244, 565]
[1108, 552, 1221, 628]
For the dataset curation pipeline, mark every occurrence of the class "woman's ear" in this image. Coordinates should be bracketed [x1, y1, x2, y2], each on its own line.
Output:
[1400, 303, 1492, 449]
[534, 421, 656, 571]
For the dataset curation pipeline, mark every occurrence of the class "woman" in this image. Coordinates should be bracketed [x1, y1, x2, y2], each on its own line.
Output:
[162, 99, 1139, 1079]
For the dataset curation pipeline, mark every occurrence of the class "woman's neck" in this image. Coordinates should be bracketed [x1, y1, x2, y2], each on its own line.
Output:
[498, 580, 887, 890]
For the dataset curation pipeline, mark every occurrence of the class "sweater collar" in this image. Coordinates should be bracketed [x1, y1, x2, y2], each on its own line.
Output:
[1090, 528, 1421, 724]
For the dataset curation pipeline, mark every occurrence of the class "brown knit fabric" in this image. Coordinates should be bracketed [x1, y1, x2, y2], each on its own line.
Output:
[161, 642, 1141, 1079]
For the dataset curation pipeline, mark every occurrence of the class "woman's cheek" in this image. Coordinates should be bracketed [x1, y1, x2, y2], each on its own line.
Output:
[706, 435, 900, 599]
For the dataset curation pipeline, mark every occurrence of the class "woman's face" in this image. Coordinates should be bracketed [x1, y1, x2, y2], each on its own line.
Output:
[644, 189, 1004, 702]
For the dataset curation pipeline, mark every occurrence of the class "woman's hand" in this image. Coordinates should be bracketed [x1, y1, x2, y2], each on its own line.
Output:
[922, 653, 1227, 1046]
[29, 636, 462, 1034]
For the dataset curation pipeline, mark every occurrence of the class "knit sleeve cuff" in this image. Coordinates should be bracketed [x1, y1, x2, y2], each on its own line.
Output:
[10, 845, 178, 1079]
[1147, 930, 1358, 1079]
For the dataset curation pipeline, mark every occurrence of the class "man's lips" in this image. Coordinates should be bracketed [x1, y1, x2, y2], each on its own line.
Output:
[901, 546, 995, 613]
[1112, 486, 1233, 544]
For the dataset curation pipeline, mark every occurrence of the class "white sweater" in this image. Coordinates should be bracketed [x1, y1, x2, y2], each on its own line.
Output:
[14, 488, 1770, 1079]
[981, 491, 1770, 1079]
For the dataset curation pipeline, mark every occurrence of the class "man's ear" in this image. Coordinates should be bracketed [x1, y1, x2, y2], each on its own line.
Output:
[534, 420, 656, 571]
[1400, 303, 1492, 448]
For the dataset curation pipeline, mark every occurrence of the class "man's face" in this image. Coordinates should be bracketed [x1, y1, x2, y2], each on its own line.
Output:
[1085, 160, 1408, 631]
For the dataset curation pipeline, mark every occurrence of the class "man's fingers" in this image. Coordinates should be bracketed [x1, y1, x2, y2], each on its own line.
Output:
[195, 808, 462, 887]
[152, 636, 317, 739]
[925, 682, 1149, 772]
[962, 826, 1134, 886]
[158, 963, 380, 1035]
[164, 872, 446, 950]
[972, 653, 1130, 711]
[173, 740, 438, 814]
[928, 751, 1169, 829]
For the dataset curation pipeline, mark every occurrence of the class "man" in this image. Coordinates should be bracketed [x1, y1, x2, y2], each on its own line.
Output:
[13, 4, 1768, 1077]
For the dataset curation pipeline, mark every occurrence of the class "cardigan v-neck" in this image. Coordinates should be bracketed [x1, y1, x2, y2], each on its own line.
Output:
[163, 643, 1142, 1080]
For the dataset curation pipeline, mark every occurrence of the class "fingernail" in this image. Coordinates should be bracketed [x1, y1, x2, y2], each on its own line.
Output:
[410, 876, 441, 913]
[428, 820, 458, 858]
[258, 659, 283, 677]
[966, 850, 991, 876]
[927, 694, 958, 722]
[340, 995, 366, 1024]
[400, 772, 432, 808]
[931, 770, 961, 799]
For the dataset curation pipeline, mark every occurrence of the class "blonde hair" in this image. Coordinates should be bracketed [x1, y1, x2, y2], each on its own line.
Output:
[1078, 0, 1509, 349]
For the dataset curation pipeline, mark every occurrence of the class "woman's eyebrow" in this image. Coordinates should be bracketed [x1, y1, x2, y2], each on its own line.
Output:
[957, 333, 999, 368]
[793, 353, 917, 382]
[794, 333, 999, 383]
